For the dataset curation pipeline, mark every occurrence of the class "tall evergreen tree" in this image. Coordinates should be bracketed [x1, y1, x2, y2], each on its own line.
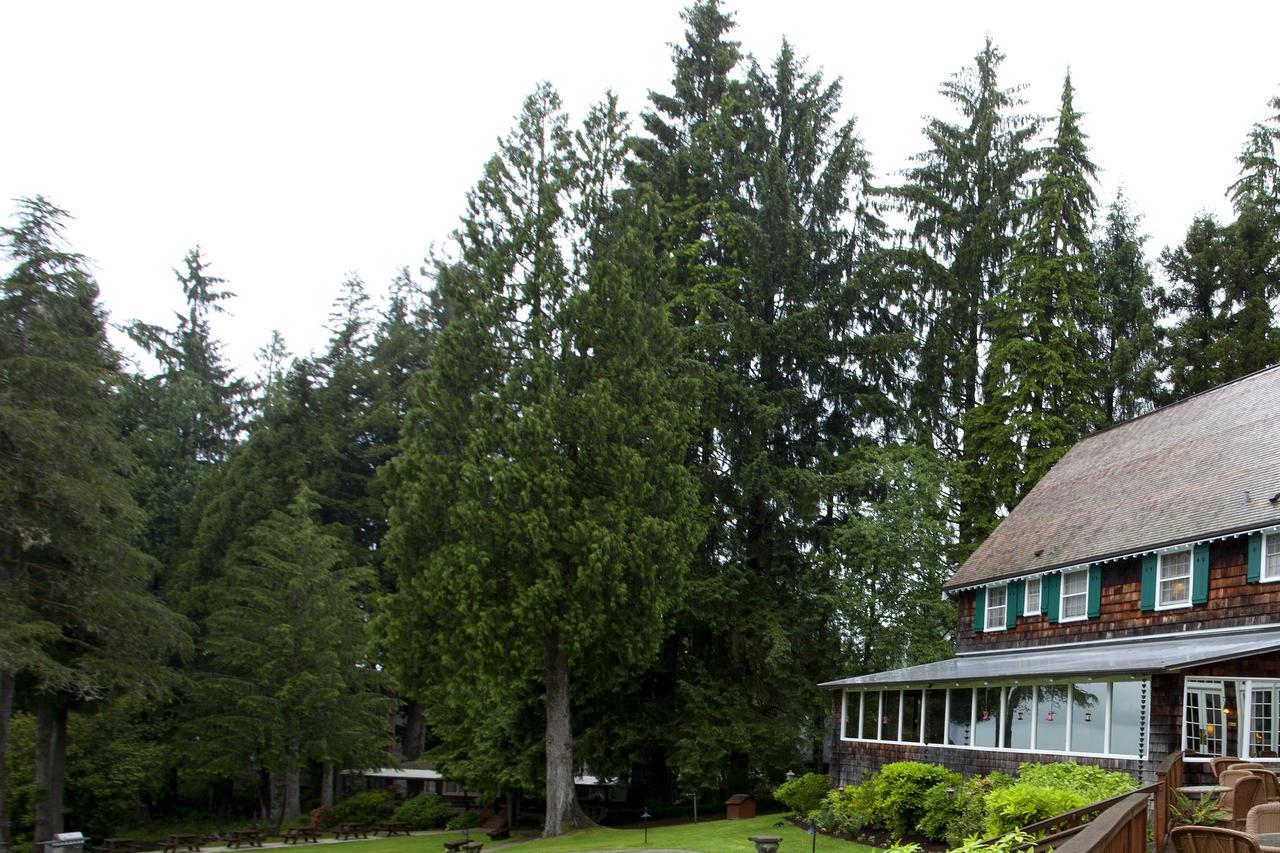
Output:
[0, 198, 188, 851]
[1158, 215, 1232, 397]
[1092, 192, 1160, 424]
[893, 38, 1039, 549]
[384, 86, 702, 837]
[970, 73, 1102, 509]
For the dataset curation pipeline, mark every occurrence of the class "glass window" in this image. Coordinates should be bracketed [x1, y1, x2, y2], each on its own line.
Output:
[1110, 681, 1147, 757]
[974, 686, 1002, 747]
[1071, 682, 1106, 754]
[844, 692, 856, 738]
[1037, 685, 1068, 751]
[1185, 680, 1225, 756]
[861, 691, 879, 740]
[1266, 535, 1280, 582]
[1253, 686, 1278, 756]
[924, 689, 947, 744]
[881, 690, 901, 741]
[986, 585, 1008, 630]
[901, 690, 923, 743]
[1159, 550, 1192, 607]
[948, 688, 973, 746]
[1061, 569, 1089, 620]
[1005, 686, 1033, 750]
[1025, 577, 1041, 615]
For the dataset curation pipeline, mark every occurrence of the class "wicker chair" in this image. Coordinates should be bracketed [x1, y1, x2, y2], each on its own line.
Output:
[1172, 826, 1262, 853]
[1253, 771, 1280, 803]
[1246, 803, 1280, 853]
[1225, 770, 1259, 788]
[1227, 777, 1268, 829]
[1236, 764, 1268, 771]
[1216, 757, 1247, 779]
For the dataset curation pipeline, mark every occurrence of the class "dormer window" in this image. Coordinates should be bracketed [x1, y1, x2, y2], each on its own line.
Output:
[1264, 534, 1280, 582]
[1060, 569, 1088, 621]
[985, 584, 1008, 631]
[1158, 550, 1193, 608]
[1025, 576, 1041, 616]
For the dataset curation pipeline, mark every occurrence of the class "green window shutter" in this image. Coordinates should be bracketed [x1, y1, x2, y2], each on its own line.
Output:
[1249, 533, 1263, 583]
[1045, 573, 1061, 623]
[1087, 564, 1102, 618]
[1140, 554, 1157, 611]
[973, 588, 986, 633]
[1007, 580, 1025, 629]
[1192, 543, 1210, 605]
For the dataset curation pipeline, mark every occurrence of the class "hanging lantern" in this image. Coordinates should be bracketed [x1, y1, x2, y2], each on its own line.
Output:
[1017, 710, 1024, 721]
[1045, 709, 1056, 723]
[982, 709, 990, 722]
[1085, 711, 1093, 723]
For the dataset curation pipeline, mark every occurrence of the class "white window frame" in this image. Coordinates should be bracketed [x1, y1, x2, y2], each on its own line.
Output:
[1025, 576, 1042, 616]
[1263, 534, 1280, 583]
[985, 584, 1008, 632]
[1059, 568, 1089, 622]
[1157, 549, 1193, 610]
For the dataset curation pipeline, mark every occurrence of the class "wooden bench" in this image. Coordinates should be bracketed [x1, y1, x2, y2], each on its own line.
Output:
[281, 828, 318, 845]
[334, 824, 369, 840]
[226, 830, 264, 849]
[162, 835, 203, 853]
[442, 842, 468, 853]
[374, 822, 409, 837]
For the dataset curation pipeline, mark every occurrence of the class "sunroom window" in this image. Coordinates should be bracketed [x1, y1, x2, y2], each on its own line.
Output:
[985, 585, 1008, 631]
[1158, 550, 1192, 608]
[1061, 569, 1088, 620]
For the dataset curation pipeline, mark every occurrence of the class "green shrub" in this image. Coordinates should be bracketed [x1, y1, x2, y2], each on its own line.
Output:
[1015, 761, 1136, 803]
[330, 790, 395, 826]
[916, 782, 962, 842]
[871, 762, 962, 838]
[984, 784, 1087, 836]
[820, 781, 877, 835]
[392, 792, 453, 830]
[775, 773, 831, 817]
[446, 811, 478, 831]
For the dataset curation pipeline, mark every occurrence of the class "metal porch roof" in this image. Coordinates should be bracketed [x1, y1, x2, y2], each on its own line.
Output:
[819, 626, 1280, 689]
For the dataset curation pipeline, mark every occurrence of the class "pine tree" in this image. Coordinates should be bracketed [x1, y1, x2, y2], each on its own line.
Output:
[1158, 215, 1231, 397]
[0, 198, 188, 851]
[972, 73, 1102, 511]
[384, 87, 702, 837]
[1093, 192, 1160, 424]
[893, 38, 1039, 549]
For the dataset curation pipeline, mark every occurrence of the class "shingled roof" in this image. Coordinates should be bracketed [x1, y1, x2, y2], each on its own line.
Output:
[944, 365, 1280, 591]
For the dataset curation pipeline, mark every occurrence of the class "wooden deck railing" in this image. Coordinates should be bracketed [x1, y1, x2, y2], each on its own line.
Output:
[1050, 792, 1151, 853]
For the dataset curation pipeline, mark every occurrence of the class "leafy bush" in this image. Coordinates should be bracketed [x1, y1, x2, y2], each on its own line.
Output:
[446, 811, 478, 830]
[1015, 761, 1136, 802]
[775, 773, 831, 817]
[984, 784, 1087, 836]
[871, 762, 962, 838]
[917, 782, 963, 842]
[330, 790, 395, 826]
[819, 781, 877, 835]
[393, 792, 453, 830]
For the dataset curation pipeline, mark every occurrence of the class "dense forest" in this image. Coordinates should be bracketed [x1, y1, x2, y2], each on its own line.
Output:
[3, 0, 1279, 844]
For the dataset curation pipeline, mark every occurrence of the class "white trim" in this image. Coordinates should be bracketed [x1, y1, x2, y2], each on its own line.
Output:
[1156, 549, 1193, 610]
[1024, 576, 1042, 616]
[1263, 533, 1280, 583]
[1059, 567, 1090, 621]
[985, 584, 1009, 632]
[956, 622, 1280, 657]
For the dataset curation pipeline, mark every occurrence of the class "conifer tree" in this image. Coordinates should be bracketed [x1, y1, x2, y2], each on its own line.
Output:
[971, 73, 1102, 511]
[893, 39, 1039, 549]
[1158, 215, 1231, 397]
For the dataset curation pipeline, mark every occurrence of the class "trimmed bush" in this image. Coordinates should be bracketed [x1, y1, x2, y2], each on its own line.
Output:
[1015, 761, 1136, 803]
[872, 762, 962, 838]
[330, 790, 395, 826]
[983, 784, 1087, 836]
[393, 792, 453, 830]
[819, 781, 877, 835]
[775, 773, 831, 817]
[446, 811, 478, 831]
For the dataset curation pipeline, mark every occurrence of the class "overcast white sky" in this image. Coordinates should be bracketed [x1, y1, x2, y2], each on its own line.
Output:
[3, 1, 1278, 372]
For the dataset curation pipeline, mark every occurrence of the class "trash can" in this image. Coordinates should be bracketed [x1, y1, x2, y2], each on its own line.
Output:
[44, 832, 85, 853]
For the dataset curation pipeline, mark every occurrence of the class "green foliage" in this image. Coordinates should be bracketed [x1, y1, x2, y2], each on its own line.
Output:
[446, 811, 479, 831]
[392, 792, 453, 830]
[916, 783, 962, 842]
[774, 773, 830, 817]
[1014, 761, 1136, 802]
[983, 784, 1088, 836]
[871, 762, 963, 838]
[330, 791, 395, 826]
[1170, 791, 1230, 828]
[818, 782, 877, 835]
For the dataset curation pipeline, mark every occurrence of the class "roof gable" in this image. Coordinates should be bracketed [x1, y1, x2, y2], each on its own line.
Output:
[945, 365, 1280, 591]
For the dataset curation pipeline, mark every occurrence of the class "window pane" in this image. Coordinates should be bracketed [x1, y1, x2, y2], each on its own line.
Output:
[901, 690, 923, 743]
[1267, 536, 1280, 580]
[1254, 688, 1276, 757]
[881, 690, 901, 741]
[1026, 578, 1041, 613]
[948, 688, 972, 746]
[1071, 682, 1107, 754]
[924, 689, 947, 744]
[974, 686, 1001, 747]
[1111, 681, 1146, 757]
[1062, 570, 1089, 618]
[1006, 686, 1033, 750]
[844, 692, 856, 738]
[862, 691, 879, 740]
[1036, 685, 1068, 751]
[1163, 551, 1191, 577]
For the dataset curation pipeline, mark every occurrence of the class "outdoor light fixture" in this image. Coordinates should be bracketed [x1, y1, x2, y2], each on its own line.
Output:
[642, 809, 652, 845]
[1085, 711, 1092, 723]
[1017, 710, 1024, 721]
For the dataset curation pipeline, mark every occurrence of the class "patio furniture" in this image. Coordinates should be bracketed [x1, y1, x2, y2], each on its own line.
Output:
[1248, 803, 1280, 853]
[1226, 777, 1268, 829]
[1172, 826, 1261, 853]
[1215, 757, 1246, 779]
[374, 822, 409, 837]
[98, 839, 139, 853]
[442, 842, 468, 853]
[334, 824, 369, 840]
[162, 835, 203, 853]
[1237, 764, 1268, 771]
[281, 828, 319, 844]
[1252, 771, 1280, 803]
[1226, 771, 1260, 788]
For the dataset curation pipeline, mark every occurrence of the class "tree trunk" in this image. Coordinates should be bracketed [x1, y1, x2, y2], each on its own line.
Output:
[282, 745, 301, 825]
[320, 763, 335, 809]
[402, 701, 425, 761]
[0, 669, 14, 851]
[542, 624, 588, 838]
[267, 770, 283, 832]
[32, 702, 68, 853]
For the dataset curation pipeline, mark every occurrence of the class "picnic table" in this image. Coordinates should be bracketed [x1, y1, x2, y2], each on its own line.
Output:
[226, 830, 264, 849]
[374, 823, 409, 837]
[99, 838, 139, 853]
[334, 824, 369, 840]
[162, 835, 203, 853]
[442, 842, 468, 853]
[281, 827, 319, 844]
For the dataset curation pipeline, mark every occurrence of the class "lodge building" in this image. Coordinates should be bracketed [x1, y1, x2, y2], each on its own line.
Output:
[823, 366, 1280, 784]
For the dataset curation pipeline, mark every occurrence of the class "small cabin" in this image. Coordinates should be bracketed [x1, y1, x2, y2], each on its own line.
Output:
[824, 366, 1280, 785]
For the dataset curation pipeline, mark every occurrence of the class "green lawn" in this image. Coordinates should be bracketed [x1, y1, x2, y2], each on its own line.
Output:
[334, 815, 873, 853]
